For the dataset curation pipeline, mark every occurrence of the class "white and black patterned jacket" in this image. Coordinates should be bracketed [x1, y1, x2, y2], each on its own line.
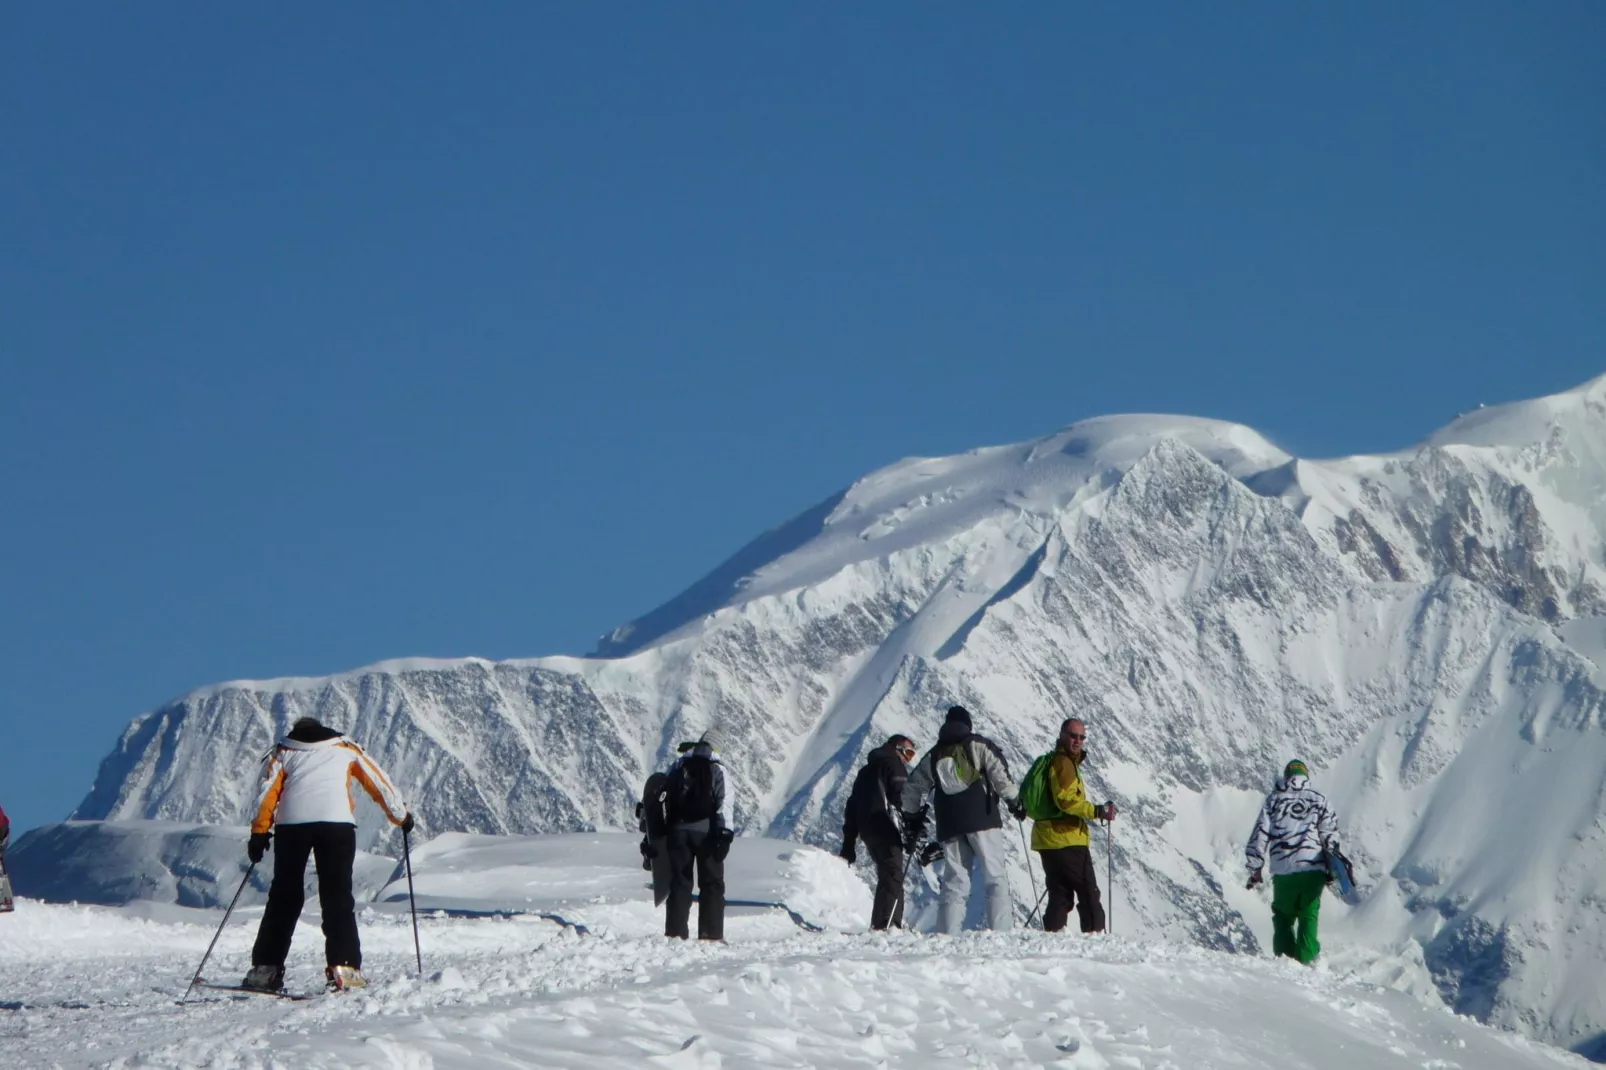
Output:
[1245, 774, 1339, 877]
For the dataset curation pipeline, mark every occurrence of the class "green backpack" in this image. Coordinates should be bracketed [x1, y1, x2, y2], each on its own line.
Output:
[1018, 752, 1066, 822]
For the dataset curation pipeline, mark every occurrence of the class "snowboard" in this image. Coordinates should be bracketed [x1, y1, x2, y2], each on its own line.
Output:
[1323, 845, 1359, 904]
[638, 770, 672, 906]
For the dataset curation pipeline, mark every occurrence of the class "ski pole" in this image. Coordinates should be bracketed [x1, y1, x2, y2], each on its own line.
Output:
[1105, 818, 1114, 936]
[896, 847, 917, 929]
[1015, 819, 1040, 929]
[1026, 886, 1048, 929]
[181, 860, 256, 1005]
[403, 828, 423, 975]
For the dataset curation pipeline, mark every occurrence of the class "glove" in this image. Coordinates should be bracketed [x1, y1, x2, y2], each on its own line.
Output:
[1092, 802, 1117, 821]
[710, 826, 734, 862]
[400, 812, 416, 834]
[1246, 869, 1263, 890]
[248, 832, 272, 864]
[839, 843, 857, 865]
[919, 841, 946, 867]
[900, 810, 927, 854]
[639, 836, 657, 870]
[1006, 797, 1027, 822]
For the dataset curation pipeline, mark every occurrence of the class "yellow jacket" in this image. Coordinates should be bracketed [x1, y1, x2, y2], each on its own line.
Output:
[1030, 749, 1098, 850]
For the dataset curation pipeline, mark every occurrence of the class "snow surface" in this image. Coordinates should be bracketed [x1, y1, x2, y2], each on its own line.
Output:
[62, 372, 1606, 1058]
[0, 832, 1589, 1069]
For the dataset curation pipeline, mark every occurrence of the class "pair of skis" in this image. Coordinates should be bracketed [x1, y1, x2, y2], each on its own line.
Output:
[186, 979, 323, 1002]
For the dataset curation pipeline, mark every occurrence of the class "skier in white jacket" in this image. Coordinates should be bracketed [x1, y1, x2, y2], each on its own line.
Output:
[242, 717, 412, 992]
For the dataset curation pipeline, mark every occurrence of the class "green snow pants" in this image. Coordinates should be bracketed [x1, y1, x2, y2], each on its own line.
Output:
[1270, 870, 1327, 964]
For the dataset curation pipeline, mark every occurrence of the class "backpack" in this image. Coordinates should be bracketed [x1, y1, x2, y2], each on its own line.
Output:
[1018, 752, 1066, 822]
[933, 741, 979, 796]
[666, 754, 718, 824]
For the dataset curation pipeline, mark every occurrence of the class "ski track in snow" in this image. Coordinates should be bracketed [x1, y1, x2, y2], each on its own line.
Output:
[0, 900, 1586, 1070]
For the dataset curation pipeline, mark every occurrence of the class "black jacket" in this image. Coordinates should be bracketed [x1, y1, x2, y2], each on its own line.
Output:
[841, 742, 909, 852]
[904, 719, 1014, 842]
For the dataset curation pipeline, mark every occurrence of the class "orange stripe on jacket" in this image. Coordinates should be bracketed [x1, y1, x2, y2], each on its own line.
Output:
[251, 765, 289, 834]
[345, 744, 408, 826]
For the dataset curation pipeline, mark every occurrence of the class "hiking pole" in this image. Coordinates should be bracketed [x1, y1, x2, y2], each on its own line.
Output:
[1026, 887, 1048, 929]
[1015, 819, 1041, 930]
[180, 860, 256, 1005]
[403, 828, 423, 975]
[1105, 818, 1114, 936]
[897, 848, 916, 929]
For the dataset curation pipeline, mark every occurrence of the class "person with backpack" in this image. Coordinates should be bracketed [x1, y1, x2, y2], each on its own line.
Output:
[839, 734, 916, 930]
[900, 705, 1020, 933]
[243, 717, 412, 992]
[1019, 718, 1116, 933]
[1244, 759, 1341, 964]
[663, 729, 734, 941]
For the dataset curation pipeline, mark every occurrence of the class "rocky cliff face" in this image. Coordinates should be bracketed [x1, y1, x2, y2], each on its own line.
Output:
[75, 374, 1606, 1056]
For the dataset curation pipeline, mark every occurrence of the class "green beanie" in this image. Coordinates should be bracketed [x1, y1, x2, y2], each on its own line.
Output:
[1284, 759, 1309, 778]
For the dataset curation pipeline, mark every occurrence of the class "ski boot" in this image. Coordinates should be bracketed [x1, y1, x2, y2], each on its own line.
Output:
[325, 964, 368, 991]
[240, 964, 285, 992]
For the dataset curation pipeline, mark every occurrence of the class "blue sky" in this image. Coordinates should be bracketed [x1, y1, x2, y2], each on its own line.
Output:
[2, 5, 1602, 835]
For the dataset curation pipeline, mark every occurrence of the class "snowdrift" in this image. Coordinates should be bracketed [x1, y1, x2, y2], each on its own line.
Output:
[8, 821, 397, 909]
[0, 829, 1590, 1069]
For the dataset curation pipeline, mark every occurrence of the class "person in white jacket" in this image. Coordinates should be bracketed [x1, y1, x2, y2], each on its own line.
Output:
[242, 717, 412, 992]
[1244, 759, 1340, 964]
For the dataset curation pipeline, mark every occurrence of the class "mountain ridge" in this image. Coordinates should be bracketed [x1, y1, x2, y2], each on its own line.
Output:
[72, 372, 1606, 1058]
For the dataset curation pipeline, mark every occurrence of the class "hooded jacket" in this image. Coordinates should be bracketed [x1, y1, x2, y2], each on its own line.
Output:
[842, 740, 910, 851]
[250, 723, 408, 833]
[902, 717, 1016, 842]
[1029, 747, 1100, 851]
[1245, 773, 1339, 877]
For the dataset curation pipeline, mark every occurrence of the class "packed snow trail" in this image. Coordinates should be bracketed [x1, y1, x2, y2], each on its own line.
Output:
[0, 899, 1587, 1069]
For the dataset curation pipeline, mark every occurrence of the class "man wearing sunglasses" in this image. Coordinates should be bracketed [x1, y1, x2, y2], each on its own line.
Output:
[840, 734, 917, 929]
[1029, 718, 1115, 934]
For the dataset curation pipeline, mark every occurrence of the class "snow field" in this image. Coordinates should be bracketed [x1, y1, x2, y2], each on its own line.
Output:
[1, 832, 1592, 1069]
[0, 901, 1587, 1070]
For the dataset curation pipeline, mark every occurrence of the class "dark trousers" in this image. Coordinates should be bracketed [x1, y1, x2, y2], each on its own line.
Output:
[861, 826, 906, 930]
[251, 822, 361, 968]
[1041, 844, 1105, 933]
[665, 825, 725, 940]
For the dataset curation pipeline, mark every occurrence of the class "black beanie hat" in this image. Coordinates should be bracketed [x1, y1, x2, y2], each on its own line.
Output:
[945, 705, 972, 728]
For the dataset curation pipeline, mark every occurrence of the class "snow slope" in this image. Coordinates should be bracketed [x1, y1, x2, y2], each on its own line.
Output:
[67, 372, 1606, 1057]
[0, 832, 1589, 1069]
[6, 821, 398, 909]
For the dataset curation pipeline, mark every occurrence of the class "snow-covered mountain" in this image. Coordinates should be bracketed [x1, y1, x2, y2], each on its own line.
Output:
[73, 373, 1606, 1057]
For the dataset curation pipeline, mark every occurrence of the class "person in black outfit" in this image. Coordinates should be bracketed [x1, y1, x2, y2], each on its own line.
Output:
[662, 730, 734, 940]
[839, 734, 916, 929]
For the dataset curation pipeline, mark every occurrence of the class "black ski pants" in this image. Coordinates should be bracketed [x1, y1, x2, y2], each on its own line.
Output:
[860, 824, 906, 930]
[251, 822, 361, 968]
[1040, 844, 1105, 934]
[665, 825, 725, 940]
